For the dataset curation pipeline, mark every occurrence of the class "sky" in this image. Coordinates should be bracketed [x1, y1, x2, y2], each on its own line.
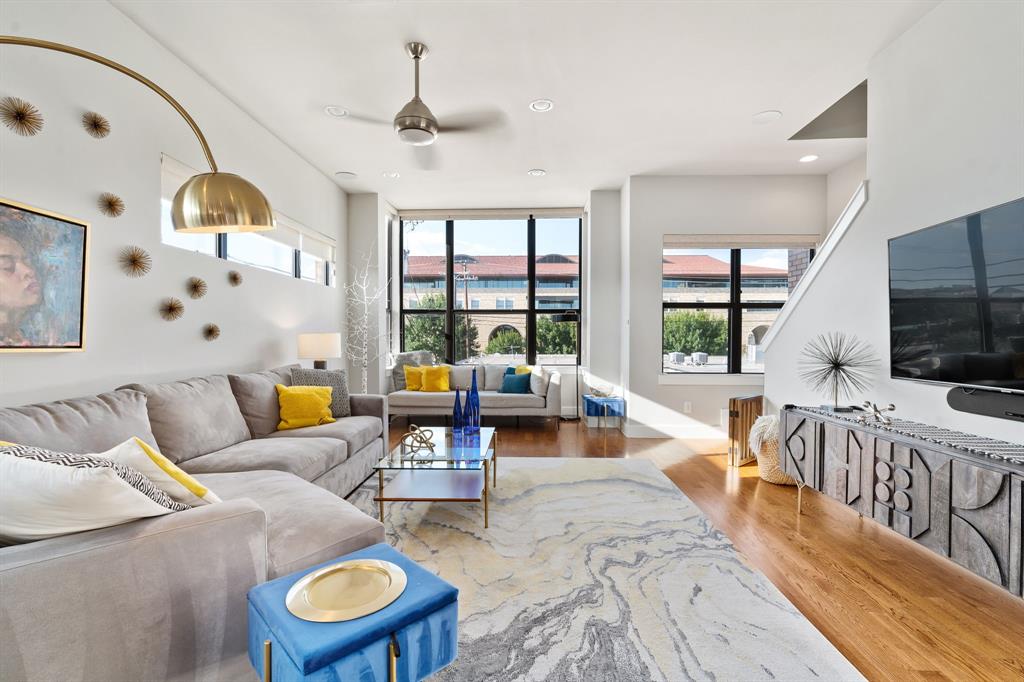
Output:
[403, 218, 580, 257]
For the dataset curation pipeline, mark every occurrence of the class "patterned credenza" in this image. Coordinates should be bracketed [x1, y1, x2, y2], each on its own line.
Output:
[780, 406, 1024, 598]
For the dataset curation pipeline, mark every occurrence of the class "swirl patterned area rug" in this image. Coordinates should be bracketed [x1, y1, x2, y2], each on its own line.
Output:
[350, 457, 864, 682]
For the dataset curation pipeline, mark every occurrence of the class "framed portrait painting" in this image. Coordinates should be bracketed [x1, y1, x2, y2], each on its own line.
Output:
[0, 198, 89, 352]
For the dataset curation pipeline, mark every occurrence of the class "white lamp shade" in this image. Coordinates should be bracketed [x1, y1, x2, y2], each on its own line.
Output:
[298, 332, 342, 360]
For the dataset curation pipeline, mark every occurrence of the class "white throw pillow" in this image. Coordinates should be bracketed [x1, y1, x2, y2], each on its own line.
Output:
[102, 438, 222, 506]
[530, 367, 550, 396]
[0, 443, 189, 544]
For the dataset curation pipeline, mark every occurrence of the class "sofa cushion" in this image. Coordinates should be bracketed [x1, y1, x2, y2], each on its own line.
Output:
[263, 416, 383, 455]
[387, 390, 461, 409]
[0, 390, 157, 453]
[180, 437, 347, 482]
[192, 470, 383, 578]
[228, 365, 300, 438]
[480, 392, 546, 409]
[290, 368, 351, 418]
[483, 364, 506, 391]
[120, 375, 251, 464]
[388, 390, 545, 410]
[449, 364, 482, 390]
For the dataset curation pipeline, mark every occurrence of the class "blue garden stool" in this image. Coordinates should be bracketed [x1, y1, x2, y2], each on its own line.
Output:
[248, 543, 458, 682]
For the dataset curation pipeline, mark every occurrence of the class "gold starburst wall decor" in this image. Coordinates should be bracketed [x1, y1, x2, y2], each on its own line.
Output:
[0, 96, 44, 136]
[82, 111, 110, 138]
[187, 276, 208, 299]
[98, 192, 125, 217]
[203, 323, 221, 341]
[228, 270, 243, 287]
[159, 297, 185, 321]
[118, 245, 152, 278]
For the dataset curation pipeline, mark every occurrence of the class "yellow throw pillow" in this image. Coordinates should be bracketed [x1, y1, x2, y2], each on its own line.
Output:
[403, 365, 426, 391]
[421, 365, 450, 392]
[515, 365, 532, 375]
[276, 384, 336, 430]
[112, 438, 221, 506]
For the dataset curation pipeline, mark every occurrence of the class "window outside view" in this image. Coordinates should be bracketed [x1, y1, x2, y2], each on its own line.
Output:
[662, 247, 809, 374]
[400, 217, 579, 365]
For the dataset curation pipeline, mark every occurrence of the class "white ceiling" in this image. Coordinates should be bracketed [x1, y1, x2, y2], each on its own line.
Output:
[112, 0, 937, 209]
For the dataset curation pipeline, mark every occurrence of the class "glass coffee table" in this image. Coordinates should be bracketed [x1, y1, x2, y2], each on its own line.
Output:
[374, 427, 498, 528]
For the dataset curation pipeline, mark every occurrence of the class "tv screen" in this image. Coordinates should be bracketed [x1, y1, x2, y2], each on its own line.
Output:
[889, 196, 1024, 393]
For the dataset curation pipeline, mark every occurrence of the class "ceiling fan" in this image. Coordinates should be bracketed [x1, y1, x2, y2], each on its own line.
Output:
[343, 42, 506, 170]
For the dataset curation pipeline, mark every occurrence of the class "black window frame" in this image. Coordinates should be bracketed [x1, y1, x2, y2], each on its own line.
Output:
[398, 216, 582, 366]
[661, 247, 813, 374]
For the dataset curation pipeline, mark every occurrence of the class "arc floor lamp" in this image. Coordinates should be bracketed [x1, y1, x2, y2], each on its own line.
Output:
[0, 36, 275, 234]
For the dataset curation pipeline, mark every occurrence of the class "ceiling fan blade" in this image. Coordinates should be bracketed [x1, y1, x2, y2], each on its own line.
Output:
[438, 109, 507, 134]
[412, 144, 440, 171]
[342, 110, 392, 126]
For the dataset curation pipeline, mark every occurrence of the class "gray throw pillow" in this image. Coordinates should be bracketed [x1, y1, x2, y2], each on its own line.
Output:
[391, 350, 435, 391]
[290, 368, 351, 418]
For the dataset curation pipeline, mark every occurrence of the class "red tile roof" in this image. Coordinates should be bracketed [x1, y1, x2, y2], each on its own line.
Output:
[403, 254, 786, 278]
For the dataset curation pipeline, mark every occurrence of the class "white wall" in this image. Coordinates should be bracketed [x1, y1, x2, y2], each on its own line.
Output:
[584, 190, 622, 395]
[765, 0, 1024, 442]
[623, 175, 826, 441]
[0, 1, 347, 406]
[826, 153, 867, 231]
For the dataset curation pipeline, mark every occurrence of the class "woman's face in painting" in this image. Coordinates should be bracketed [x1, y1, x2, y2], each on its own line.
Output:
[0, 233, 41, 313]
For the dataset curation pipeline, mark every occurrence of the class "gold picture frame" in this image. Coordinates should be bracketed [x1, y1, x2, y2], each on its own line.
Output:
[0, 197, 89, 352]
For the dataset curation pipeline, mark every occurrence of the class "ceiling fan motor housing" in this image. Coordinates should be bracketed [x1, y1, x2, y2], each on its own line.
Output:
[394, 97, 438, 145]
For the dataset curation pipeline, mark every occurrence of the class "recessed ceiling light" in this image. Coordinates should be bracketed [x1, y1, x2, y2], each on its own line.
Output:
[527, 168, 546, 177]
[382, 171, 401, 179]
[529, 99, 554, 113]
[799, 154, 819, 163]
[752, 110, 782, 124]
[334, 171, 357, 179]
[324, 105, 349, 118]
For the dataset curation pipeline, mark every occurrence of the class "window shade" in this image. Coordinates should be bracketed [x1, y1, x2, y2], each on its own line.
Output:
[663, 234, 819, 249]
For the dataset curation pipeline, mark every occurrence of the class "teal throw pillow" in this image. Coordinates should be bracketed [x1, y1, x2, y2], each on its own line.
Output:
[500, 373, 531, 394]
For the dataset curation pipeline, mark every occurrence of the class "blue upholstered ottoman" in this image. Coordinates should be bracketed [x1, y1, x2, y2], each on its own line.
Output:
[247, 543, 458, 682]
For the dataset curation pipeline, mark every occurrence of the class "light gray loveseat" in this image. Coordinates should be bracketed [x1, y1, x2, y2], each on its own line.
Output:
[387, 362, 562, 426]
[0, 365, 387, 682]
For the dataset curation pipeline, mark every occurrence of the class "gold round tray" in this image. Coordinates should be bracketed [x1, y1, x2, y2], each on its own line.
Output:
[285, 559, 407, 622]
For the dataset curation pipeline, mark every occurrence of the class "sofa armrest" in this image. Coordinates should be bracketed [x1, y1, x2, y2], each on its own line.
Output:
[350, 393, 389, 453]
[0, 500, 267, 682]
[546, 370, 563, 417]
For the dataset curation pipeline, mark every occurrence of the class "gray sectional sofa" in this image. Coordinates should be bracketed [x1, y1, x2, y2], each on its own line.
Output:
[0, 364, 388, 682]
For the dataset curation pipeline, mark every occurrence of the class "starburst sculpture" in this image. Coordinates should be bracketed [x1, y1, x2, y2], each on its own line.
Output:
[798, 332, 878, 410]
[0, 96, 43, 136]
[118, 245, 152, 278]
[159, 297, 185, 321]
[82, 111, 110, 138]
[228, 270, 243, 287]
[98, 192, 125, 217]
[203, 323, 220, 341]
[187, 276, 208, 299]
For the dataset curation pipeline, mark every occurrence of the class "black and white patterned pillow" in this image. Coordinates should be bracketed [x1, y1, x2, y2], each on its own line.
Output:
[1, 444, 190, 512]
[291, 368, 351, 418]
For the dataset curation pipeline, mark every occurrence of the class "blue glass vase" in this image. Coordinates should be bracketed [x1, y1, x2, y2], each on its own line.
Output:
[452, 387, 464, 433]
[466, 368, 481, 433]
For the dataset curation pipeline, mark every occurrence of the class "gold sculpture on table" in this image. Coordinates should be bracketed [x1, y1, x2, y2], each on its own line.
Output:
[399, 424, 435, 456]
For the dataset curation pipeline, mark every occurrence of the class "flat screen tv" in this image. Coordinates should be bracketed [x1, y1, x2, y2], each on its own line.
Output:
[889, 196, 1024, 394]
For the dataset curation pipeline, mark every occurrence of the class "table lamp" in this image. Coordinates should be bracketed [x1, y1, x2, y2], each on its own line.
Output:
[298, 332, 341, 370]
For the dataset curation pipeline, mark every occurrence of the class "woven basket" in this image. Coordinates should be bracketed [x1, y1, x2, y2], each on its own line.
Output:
[749, 415, 796, 486]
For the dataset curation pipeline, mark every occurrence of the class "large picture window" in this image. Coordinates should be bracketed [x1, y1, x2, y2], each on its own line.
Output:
[662, 244, 814, 374]
[399, 216, 581, 365]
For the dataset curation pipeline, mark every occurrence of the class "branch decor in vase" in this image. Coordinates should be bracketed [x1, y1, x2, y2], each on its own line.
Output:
[798, 332, 878, 412]
[345, 249, 390, 394]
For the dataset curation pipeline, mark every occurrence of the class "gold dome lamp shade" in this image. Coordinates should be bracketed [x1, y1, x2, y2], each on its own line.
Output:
[1, 35, 274, 234]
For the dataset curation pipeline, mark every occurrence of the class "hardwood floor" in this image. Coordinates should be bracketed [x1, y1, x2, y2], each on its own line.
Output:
[389, 417, 1024, 681]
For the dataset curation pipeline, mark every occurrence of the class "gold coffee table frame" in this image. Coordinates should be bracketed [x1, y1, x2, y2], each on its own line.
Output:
[374, 427, 498, 528]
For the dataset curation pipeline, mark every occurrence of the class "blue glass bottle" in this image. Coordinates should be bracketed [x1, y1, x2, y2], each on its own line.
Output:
[467, 368, 481, 433]
[452, 387, 464, 433]
[461, 387, 472, 434]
